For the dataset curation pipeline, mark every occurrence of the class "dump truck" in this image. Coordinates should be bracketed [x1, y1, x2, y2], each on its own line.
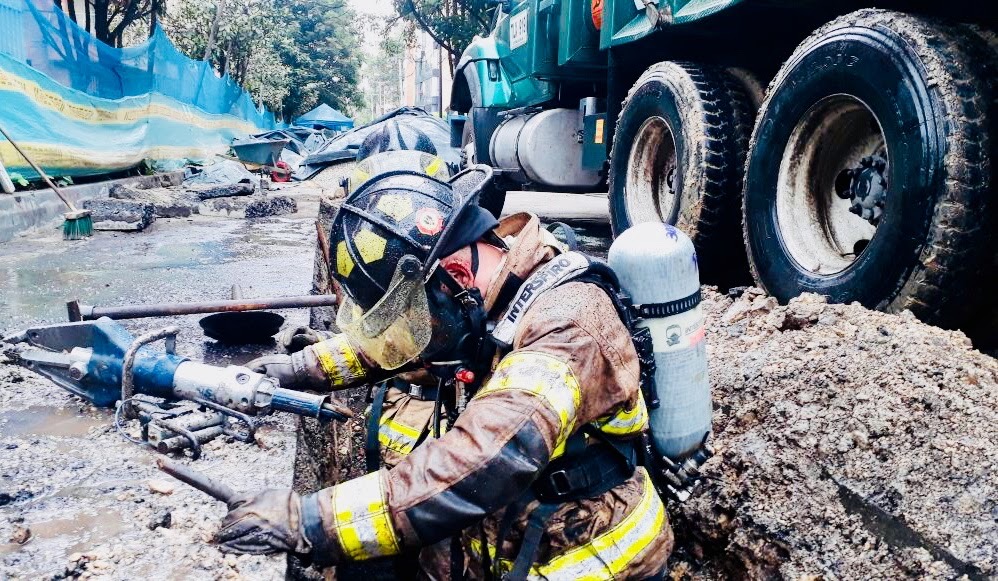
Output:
[449, 0, 998, 333]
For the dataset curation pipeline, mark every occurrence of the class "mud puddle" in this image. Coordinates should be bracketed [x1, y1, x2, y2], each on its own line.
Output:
[0, 508, 128, 558]
[0, 406, 105, 439]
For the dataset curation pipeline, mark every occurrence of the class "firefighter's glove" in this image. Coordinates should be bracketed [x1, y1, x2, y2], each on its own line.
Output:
[276, 325, 333, 353]
[214, 489, 311, 556]
[245, 353, 307, 390]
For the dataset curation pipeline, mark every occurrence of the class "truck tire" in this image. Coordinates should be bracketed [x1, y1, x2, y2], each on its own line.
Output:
[742, 10, 995, 327]
[608, 62, 755, 287]
[462, 120, 507, 218]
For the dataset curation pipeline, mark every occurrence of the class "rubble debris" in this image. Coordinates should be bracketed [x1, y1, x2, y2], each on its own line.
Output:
[82, 198, 155, 232]
[148, 510, 172, 530]
[197, 194, 297, 219]
[147, 479, 175, 495]
[245, 195, 297, 218]
[672, 290, 997, 580]
[109, 184, 198, 218]
[9, 525, 31, 544]
[186, 183, 255, 201]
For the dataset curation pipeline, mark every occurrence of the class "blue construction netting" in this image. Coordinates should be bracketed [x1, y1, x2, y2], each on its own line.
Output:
[0, 0, 279, 179]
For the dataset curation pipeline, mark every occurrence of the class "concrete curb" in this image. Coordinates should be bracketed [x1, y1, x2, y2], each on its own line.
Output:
[0, 172, 183, 243]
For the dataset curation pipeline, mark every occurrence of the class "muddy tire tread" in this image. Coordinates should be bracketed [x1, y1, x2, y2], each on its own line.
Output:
[609, 61, 756, 285]
[743, 9, 995, 326]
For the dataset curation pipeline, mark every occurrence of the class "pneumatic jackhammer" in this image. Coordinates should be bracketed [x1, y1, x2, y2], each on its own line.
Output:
[2, 317, 352, 458]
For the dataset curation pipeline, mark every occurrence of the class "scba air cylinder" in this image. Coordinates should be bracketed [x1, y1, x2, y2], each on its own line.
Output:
[608, 222, 711, 461]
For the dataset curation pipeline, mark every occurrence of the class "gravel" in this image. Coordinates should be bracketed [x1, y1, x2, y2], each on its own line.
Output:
[0, 353, 293, 580]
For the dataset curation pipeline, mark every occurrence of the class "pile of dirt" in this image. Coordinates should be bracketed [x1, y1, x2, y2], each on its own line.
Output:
[672, 288, 996, 579]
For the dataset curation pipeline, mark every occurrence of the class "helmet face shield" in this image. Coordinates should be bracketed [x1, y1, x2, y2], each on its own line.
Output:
[336, 256, 434, 370]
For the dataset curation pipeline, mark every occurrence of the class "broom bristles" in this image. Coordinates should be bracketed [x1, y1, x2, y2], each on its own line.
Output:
[63, 210, 93, 241]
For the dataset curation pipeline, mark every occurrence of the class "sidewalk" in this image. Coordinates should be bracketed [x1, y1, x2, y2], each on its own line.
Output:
[0, 172, 183, 243]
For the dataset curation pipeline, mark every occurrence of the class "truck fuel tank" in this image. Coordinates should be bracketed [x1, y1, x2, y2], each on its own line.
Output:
[489, 108, 602, 188]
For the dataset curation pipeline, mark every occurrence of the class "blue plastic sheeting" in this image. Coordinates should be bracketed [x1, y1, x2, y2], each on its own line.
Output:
[295, 104, 354, 131]
[0, 0, 278, 179]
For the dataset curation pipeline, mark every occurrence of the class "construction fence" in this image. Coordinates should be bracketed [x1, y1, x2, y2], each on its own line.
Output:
[0, 0, 279, 182]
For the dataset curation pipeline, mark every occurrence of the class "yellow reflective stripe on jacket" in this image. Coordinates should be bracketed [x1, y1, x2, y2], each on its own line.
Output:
[378, 416, 422, 456]
[594, 396, 648, 436]
[313, 335, 366, 387]
[330, 472, 401, 560]
[469, 468, 665, 579]
[475, 351, 581, 455]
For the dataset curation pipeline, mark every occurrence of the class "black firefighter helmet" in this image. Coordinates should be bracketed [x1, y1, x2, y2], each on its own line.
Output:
[329, 165, 498, 369]
[346, 119, 451, 195]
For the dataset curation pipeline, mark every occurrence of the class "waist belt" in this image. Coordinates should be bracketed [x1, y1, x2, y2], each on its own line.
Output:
[532, 439, 636, 503]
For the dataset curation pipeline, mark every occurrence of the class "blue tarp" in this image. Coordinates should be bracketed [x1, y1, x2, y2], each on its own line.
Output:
[0, 0, 279, 180]
[294, 104, 354, 131]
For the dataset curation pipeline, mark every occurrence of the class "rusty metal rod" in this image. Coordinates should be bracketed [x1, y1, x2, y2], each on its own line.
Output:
[156, 457, 238, 505]
[157, 425, 225, 454]
[67, 295, 338, 322]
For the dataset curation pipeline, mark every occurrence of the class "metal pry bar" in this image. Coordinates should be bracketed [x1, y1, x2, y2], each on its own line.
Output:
[156, 457, 239, 505]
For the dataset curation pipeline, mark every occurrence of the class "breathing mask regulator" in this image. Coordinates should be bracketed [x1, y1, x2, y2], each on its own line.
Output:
[329, 164, 500, 390]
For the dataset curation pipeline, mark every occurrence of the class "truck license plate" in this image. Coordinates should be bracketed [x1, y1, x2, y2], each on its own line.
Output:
[510, 10, 529, 50]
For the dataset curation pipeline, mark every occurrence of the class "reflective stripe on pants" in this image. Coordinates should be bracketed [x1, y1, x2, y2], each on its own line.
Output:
[469, 467, 666, 580]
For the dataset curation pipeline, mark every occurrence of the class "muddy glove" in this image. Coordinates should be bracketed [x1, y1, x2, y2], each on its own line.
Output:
[215, 489, 311, 556]
[245, 353, 308, 390]
[276, 325, 334, 354]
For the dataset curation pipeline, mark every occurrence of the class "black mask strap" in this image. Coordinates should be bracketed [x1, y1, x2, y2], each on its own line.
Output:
[470, 243, 480, 279]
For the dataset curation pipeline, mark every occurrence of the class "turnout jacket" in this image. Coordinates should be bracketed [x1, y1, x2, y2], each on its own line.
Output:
[296, 213, 673, 579]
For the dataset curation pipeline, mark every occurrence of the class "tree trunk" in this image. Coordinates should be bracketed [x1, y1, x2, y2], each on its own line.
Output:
[92, 0, 110, 45]
[65, 0, 78, 23]
[149, 0, 158, 38]
[84, 0, 92, 34]
[203, 0, 226, 63]
[221, 39, 233, 76]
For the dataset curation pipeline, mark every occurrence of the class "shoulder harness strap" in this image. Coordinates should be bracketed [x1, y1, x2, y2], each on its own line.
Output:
[490, 251, 594, 350]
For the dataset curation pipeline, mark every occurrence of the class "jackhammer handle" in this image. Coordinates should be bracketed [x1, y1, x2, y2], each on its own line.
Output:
[156, 457, 238, 505]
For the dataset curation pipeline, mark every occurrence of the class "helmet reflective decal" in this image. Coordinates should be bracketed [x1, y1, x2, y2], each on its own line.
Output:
[336, 241, 355, 277]
[415, 208, 444, 236]
[423, 156, 444, 177]
[355, 229, 388, 264]
[376, 195, 414, 222]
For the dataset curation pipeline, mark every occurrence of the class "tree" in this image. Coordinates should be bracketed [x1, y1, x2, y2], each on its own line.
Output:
[357, 31, 405, 124]
[391, 0, 492, 67]
[91, 0, 164, 46]
[278, 0, 364, 119]
[164, 0, 362, 118]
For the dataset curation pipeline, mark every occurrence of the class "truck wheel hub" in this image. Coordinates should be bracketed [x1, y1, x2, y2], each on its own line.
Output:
[835, 155, 888, 226]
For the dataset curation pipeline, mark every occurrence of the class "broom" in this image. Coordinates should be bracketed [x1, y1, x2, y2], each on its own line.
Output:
[0, 123, 92, 240]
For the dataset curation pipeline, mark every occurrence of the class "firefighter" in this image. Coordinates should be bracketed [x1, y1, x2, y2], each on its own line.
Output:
[218, 166, 673, 580]
[273, 119, 453, 473]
